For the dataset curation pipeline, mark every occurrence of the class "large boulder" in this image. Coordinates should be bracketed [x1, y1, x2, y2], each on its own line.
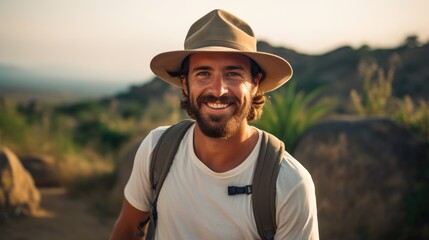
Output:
[293, 117, 429, 239]
[0, 146, 41, 219]
[18, 153, 61, 187]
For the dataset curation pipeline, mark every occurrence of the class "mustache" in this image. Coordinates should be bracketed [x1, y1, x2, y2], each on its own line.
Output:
[197, 94, 239, 105]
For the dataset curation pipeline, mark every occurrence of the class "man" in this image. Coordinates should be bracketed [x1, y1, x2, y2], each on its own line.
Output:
[110, 9, 319, 239]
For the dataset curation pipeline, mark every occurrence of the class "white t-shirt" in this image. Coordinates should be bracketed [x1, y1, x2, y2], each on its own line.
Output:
[125, 124, 319, 240]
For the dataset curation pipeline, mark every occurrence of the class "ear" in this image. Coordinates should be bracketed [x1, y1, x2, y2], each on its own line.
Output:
[181, 76, 188, 96]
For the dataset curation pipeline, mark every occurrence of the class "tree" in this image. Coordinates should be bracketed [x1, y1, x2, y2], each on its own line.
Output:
[403, 35, 420, 48]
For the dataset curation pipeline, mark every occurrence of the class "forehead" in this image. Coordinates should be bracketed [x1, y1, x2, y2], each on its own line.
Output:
[188, 52, 251, 68]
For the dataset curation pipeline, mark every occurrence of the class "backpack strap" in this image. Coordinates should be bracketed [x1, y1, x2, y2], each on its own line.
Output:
[150, 119, 194, 192]
[150, 119, 194, 219]
[252, 131, 285, 240]
[137, 119, 194, 239]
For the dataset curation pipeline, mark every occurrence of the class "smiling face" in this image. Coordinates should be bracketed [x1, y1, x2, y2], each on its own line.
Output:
[182, 52, 261, 139]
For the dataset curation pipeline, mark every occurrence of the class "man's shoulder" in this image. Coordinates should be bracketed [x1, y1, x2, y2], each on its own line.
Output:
[150, 125, 170, 137]
[135, 126, 170, 155]
[253, 127, 314, 189]
[145, 122, 194, 149]
[277, 151, 315, 192]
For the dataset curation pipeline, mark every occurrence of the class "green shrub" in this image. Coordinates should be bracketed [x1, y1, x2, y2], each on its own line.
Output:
[392, 96, 429, 140]
[255, 82, 337, 150]
[350, 54, 429, 140]
[350, 55, 398, 117]
[0, 100, 30, 149]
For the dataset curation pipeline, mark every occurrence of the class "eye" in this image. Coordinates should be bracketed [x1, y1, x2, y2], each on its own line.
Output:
[226, 71, 242, 78]
[196, 71, 210, 77]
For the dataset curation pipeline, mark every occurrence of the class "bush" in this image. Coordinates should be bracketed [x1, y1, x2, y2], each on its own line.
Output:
[350, 54, 429, 141]
[350, 54, 398, 116]
[255, 82, 337, 150]
[392, 96, 429, 140]
[0, 99, 29, 149]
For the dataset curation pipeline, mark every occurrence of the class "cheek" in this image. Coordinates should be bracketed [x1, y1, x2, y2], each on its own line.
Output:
[188, 80, 211, 97]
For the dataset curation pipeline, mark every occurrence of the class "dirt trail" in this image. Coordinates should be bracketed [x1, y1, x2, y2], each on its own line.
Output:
[0, 188, 116, 240]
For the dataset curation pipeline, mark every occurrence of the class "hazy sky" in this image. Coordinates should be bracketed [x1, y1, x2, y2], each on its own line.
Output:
[1, 0, 428, 83]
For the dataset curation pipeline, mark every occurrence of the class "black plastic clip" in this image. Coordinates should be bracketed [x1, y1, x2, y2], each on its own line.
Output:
[228, 185, 252, 195]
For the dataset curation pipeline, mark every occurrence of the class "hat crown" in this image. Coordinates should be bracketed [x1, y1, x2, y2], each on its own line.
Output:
[184, 9, 256, 52]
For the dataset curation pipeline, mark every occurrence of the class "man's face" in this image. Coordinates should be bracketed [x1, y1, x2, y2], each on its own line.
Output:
[182, 52, 260, 139]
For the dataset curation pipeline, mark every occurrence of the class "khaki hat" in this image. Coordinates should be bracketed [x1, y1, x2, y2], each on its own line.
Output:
[150, 9, 293, 92]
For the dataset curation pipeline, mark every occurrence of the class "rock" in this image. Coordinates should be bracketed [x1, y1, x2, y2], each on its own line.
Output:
[293, 117, 429, 239]
[0, 146, 41, 219]
[18, 153, 61, 187]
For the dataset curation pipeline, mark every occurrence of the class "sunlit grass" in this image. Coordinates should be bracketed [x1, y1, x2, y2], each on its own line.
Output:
[350, 54, 429, 141]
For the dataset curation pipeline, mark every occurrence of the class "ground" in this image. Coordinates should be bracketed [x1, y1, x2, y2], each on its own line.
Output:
[0, 188, 116, 240]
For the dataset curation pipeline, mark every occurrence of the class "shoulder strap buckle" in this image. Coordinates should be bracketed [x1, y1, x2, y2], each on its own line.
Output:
[228, 185, 252, 195]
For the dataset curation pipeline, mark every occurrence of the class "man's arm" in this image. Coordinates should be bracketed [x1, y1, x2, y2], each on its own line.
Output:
[110, 198, 150, 240]
[274, 153, 319, 240]
[275, 179, 319, 240]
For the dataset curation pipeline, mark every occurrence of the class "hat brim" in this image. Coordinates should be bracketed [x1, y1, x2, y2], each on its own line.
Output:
[150, 47, 293, 93]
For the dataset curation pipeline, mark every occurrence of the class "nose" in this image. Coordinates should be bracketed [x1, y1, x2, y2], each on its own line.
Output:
[210, 73, 229, 97]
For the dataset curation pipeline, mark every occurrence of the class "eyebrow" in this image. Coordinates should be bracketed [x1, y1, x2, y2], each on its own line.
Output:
[191, 66, 212, 72]
[225, 65, 245, 71]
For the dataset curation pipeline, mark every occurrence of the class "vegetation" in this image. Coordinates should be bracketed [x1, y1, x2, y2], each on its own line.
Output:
[350, 54, 398, 116]
[392, 96, 429, 140]
[350, 54, 429, 239]
[255, 81, 338, 150]
[1, 38, 428, 238]
[350, 54, 429, 140]
[0, 84, 182, 190]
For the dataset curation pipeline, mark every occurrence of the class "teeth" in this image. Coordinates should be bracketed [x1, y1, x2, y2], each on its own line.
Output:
[207, 102, 228, 109]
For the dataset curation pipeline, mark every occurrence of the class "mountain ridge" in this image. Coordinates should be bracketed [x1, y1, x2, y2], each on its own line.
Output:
[1, 38, 428, 108]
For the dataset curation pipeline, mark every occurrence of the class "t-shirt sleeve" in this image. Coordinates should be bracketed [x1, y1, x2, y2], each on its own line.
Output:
[275, 152, 319, 240]
[124, 126, 168, 212]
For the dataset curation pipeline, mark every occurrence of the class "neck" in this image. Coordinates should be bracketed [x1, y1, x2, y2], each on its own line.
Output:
[193, 122, 259, 173]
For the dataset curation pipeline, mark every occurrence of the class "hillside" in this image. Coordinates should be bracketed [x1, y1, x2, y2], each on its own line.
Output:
[257, 40, 429, 113]
[1, 38, 428, 113]
[110, 40, 429, 114]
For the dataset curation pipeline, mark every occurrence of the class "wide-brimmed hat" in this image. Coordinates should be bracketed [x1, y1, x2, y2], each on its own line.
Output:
[150, 9, 293, 93]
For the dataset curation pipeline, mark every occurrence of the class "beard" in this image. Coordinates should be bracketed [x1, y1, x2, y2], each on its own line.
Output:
[189, 93, 251, 139]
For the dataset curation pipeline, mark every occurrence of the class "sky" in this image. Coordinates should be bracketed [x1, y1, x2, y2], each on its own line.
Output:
[0, 0, 428, 84]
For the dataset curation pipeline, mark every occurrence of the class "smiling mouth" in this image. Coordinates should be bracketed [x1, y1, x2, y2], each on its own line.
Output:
[206, 102, 229, 109]
[198, 94, 238, 111]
